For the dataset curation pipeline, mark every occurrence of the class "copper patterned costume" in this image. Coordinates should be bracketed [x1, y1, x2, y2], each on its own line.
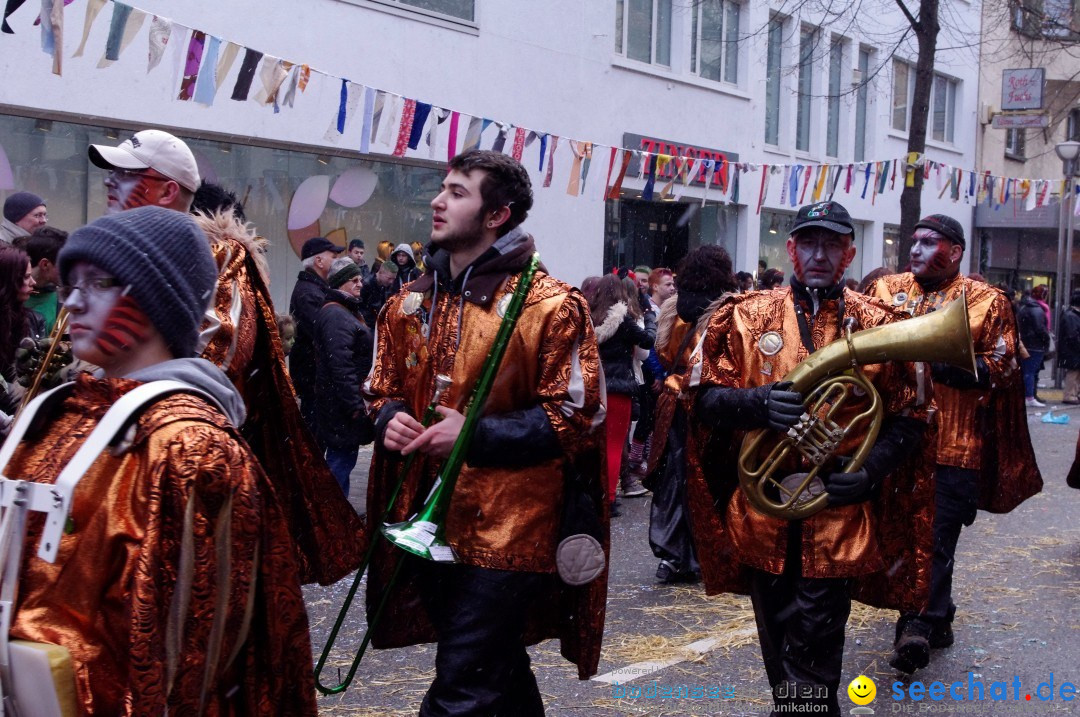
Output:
[194, 210, 365, 585]
[868, 273, 1041, 509]
[363, 230, 608, 684]
[7, 375, 315, 715]
[685, 286, 935, 608]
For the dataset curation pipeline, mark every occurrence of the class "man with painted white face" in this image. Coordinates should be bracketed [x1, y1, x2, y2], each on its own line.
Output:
[364, 150, 606, 715]
[685, 201, 934, 716]
[88, 130, 200, 214]
[868, 214, 1041, 674]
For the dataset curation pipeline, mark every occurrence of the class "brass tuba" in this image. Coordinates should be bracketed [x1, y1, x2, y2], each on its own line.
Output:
[738, 293, 976, 520]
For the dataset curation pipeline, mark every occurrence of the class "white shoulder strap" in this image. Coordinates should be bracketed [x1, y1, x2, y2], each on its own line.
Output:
[0, 380, 216, 563]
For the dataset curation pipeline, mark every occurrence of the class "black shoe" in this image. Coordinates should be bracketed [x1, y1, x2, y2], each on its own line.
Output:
[890, 618, 931, 674]
[609, 500, 621, 518]
[929, 621, 954, 649]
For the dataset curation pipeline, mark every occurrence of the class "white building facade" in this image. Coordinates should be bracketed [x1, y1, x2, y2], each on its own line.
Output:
[0, 0, 982, 307]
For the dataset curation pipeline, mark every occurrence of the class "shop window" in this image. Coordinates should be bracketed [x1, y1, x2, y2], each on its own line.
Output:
[691, 0, 740, 84]
[604, 197, 737, 272]
[615, 0, 673, 66]
[883, 225, 901, 272]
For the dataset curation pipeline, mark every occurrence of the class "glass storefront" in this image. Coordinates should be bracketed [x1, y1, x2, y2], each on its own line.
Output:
[0, 113, 444, 308]
[603, 196, 738, 273]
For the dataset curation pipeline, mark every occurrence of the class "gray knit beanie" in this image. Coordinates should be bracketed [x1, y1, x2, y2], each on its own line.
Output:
[58, 206, 217, 358]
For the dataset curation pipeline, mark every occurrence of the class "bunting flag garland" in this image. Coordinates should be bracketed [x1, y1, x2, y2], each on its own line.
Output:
[16, 0, 1080, 214]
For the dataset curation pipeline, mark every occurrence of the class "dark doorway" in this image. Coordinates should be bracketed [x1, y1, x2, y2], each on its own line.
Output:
[604, 199, 691, 271]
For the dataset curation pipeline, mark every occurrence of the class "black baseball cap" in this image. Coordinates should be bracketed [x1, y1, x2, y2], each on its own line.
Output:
[790, 201, 855, 236]
[301, 236, 344, 260]
[914, 214, 966, 249]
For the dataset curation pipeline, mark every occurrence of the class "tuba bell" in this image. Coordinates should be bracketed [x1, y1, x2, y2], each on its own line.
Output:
[738, 293, 976, 520]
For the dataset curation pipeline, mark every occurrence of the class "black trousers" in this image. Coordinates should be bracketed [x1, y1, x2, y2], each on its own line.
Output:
[648, 410, 698, 573]
[905, 465, 979, 625]
[418, 562, 547, 717]
[749, 527, 852, 717]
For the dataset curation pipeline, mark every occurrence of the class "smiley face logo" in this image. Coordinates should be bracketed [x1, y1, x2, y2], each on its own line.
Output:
[847, 675, 876, 705]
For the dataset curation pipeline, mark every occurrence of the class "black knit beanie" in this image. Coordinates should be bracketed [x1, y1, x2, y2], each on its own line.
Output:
[58, 206, 218, 358]
[328, 261, 362, 289]
[914, 214, 965, 249]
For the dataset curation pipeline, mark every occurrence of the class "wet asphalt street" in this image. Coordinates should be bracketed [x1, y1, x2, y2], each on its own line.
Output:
[306, 397, 1080, 716]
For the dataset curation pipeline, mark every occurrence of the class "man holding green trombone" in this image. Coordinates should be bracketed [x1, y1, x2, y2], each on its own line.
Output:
[363, 150, 607, 716]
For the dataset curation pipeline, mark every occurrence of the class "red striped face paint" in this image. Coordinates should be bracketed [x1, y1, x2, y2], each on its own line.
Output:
[103, 169, 170, 214]
[94, 294, 151, 356]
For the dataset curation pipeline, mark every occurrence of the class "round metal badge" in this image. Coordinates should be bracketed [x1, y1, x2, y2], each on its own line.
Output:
[496, 293, 512, 318]
[893, 292, 908, 306]
[758, 331, 784, 356]
[402, 292, 424, 316]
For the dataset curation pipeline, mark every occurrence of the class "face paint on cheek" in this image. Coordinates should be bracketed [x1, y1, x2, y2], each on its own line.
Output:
[95, 295, 152, 356]
[120, 176, 164, 211]
[927, 244, 952, 272]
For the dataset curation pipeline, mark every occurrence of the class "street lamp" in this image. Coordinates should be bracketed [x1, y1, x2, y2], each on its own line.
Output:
[1053, 140, 1080, 387]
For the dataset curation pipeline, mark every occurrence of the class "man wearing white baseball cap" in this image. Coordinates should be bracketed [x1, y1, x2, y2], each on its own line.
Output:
[88, 129, 201, 214]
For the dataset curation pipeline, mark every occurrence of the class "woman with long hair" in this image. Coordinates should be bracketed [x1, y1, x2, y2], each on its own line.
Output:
[0, 244, 45, 419]
[589, 273, 656, 515]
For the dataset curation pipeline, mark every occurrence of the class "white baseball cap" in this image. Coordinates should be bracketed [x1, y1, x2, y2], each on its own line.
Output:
[88, 129, 201, 193]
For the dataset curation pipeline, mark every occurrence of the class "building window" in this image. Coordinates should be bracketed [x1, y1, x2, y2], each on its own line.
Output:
[931, 74, 957, 143]
[616, 0, 673, 66]
[765, 15, 783, 146]
[691, 0, 739, 84]
[892, 60, 911, 132]
[363, 0, 475, 22]
[1005, 128, 1026, 158]
[1067, 107, 1080, 140]
[796, 27, 815, 152]
[826, 37, 843, 157]
[854, 47, 871, 162]
[892, 61, 958, 144]
[1014, 0, 1078, 39]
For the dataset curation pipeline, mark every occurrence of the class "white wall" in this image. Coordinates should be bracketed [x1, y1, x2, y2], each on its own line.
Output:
[0, 0, 983, 288]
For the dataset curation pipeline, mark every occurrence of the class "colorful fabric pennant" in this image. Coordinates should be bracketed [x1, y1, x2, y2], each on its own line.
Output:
[177, 30, 206, 101]
[147, 14, 171, 72]
[98, 2, 145, 67]
[543, 136, 559, 188]
[392, 99, 417, 157]
[407, 102, 432, 150]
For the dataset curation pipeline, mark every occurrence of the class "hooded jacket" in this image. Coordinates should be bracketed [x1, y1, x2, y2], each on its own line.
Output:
[6, 362, 316, 714]
[1018, 295, 1051, 353]
[390, 242, 421, 292]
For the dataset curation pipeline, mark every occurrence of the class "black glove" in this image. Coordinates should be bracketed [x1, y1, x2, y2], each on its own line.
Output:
[696, 381, 805, 432]
[763, 381, 805, 432]
[825, 467, 877, 506]
[931, 357, 989, 390]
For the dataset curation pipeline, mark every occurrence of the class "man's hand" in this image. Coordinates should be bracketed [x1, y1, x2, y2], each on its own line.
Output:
[383, 411, 426, 452]
[401, 406, 465, 458]
[825, 468, 875, 506]
[765, 381, 805, 432]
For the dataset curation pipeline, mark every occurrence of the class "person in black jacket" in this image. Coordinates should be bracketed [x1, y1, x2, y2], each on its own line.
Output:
[590, 272, 656, 514]
[360, 259, 398, 328]
[289, 236, 343, 439]
[315, 259, 375, 495]
[1060, 289, 1080, 404]
[1017, 288, 1051, 407]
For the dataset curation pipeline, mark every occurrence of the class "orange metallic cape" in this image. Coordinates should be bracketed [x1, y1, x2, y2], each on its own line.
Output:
[869, 273, 1042, 512]
[6, 375, 315, 715]
[364, 270, 608, 678]
[684, 288, 936, 611]
[195, 210, 365, 585]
